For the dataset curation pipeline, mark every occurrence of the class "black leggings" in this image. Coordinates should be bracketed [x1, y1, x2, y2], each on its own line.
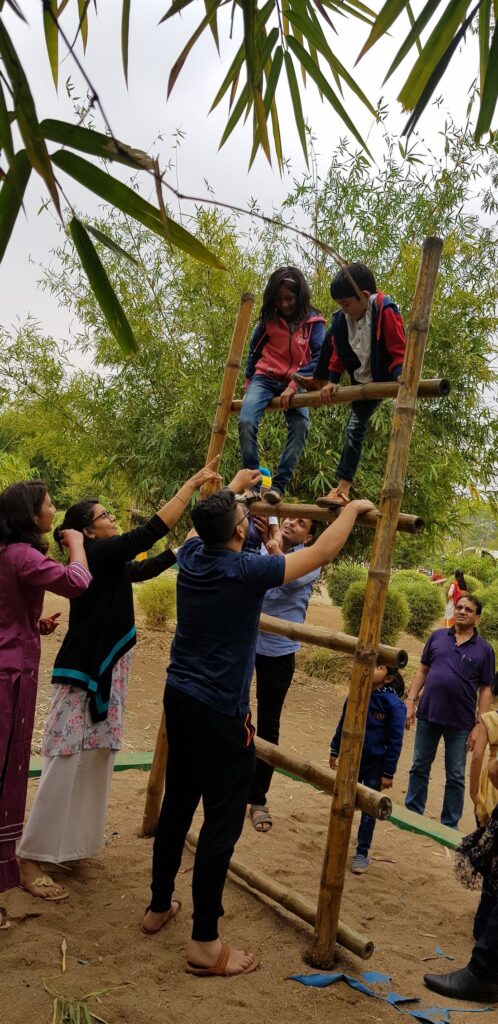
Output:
[149, 686, 255, 942]
[249, 652, 295, 807]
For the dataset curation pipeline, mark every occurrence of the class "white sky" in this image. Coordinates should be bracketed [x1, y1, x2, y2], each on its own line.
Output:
[0, 0, 483, 341]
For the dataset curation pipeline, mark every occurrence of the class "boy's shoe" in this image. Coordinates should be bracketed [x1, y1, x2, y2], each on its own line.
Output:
[235, 487, 260, 505]
[351, 854, 371, 874]
[265, 487, 284, 505]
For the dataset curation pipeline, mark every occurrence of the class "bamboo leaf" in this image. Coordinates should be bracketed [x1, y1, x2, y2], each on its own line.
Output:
[204, 0, 219, 50]
[398, 0, 473, 111]
[41, 119, 154, 170]
[475, 19, 498, 138]
[358, 0, 421, 59]
[252, 84, 271, 162]
[69, 216, 139, 356]
[0, 78, 15, 170]
[405, 1, 422, 56]
[167, 9, 213, 96]
[43, 0, 59, 90]
[269, 97, 283, 172]
[0, 20, 61, 217]
[284, 51, 308, 166]
[383, 0, 446, 83]
[85, 223, 140, 266]
[478, 0, 492, 94]
[286, 35, 372, 156]
[1, 0, 27, 20]
[229, 70, 240, 110]
[218, 82, 251, 148]
[77, 0, 89, 50]
[159, 0, 197, 22]
[209, 42, 244, 110]
[0, 149, 31, 262]
[122, 0, 131, 85]
[264, 44, 284, 114]
[51, 150, 226, 270]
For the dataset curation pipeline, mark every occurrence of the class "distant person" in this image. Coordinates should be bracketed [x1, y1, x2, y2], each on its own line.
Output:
[445, 569, 468, 627]
[238, 267, 325, 504]
[405, 596, 494, 829]
[142, 471, 375, 976]
[329, 664, 406, 873]
[293, 262, 406, 508]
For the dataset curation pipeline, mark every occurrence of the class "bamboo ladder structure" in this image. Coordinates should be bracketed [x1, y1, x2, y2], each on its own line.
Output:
[141, 239, 444, 964]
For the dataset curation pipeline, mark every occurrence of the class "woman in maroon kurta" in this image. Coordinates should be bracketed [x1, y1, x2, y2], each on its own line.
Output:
[0, 481, 91, 917]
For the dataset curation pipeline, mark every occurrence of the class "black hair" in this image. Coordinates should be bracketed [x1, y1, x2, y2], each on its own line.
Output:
[492, 672, 498, 697]
[54, 499, 99, 550]
[260, 266, 312, 323]
[455, 593, 482, 615]
[389, 669, 405, 699]
[455, 569, 468, 590]
[191, 489, 238, 546]
[330, 262, 376, 300]
[307, 520, 319, 541]
[0, 479, 49, 553]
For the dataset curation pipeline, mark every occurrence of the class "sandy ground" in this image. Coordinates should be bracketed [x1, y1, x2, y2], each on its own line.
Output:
[0, 590, 488, 1024]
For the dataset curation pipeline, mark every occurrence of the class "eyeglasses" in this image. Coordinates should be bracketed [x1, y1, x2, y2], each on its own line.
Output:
[237, 508, 251, 526]
[92, 509, 114, 523]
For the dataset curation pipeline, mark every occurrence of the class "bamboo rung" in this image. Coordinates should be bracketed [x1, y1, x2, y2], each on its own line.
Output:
[186, 831, 374, 960]
[230, 378, 450, 414]
[248, 500, 424, 534]
[255, 737, 392, 820]
[259, 613, 407, 668]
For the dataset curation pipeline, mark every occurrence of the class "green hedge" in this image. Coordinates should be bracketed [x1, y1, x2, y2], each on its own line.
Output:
[440, 555, 498, 585]
[391, 571, 444, 639]
[327, 562, 367, 607]
[342, 581, 409, 645]
[135, 573, 177, 629]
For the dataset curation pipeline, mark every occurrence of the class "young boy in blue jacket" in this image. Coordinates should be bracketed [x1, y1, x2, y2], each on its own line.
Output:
[329, 664, 406, 874]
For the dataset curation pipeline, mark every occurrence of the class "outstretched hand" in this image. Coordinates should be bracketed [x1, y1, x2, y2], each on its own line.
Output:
[348, 499, 376, 516]
[228, 469, 262, 494]
[188, 456, 222, 491]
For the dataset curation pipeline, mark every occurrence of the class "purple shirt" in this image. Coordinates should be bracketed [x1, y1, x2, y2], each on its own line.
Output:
[417, 627, 495, 731]
[0, 543, 91, 674]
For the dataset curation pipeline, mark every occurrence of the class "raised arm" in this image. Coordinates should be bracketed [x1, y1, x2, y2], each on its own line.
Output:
[282, 500, 375, 583]
[155, 457, 221, 530]
[17, 532, 91, 598]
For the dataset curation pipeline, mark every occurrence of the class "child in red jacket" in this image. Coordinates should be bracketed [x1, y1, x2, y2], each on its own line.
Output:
[238, 267, 325, 504]
[295, 262, 406, 508]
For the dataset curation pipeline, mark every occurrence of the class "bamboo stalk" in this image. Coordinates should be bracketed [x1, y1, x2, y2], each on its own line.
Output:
[255, 737, 392, 819]
[186, 831, 374, 960]
[200, 291, 255, 497]
[230, 378, 450, 414]
[249, 500, 424, 534]
[311, 237, 443, 968]
[259, 613, 407, 668]
[140, 711, 167, 838]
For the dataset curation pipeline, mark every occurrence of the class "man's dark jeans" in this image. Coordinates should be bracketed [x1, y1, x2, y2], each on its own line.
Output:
[405, 718, 468, 828]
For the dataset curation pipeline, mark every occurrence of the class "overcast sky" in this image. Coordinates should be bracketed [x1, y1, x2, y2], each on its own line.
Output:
[0, 0, 482, 341]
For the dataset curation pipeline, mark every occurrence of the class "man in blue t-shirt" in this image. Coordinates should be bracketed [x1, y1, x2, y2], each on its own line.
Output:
[405, 594, 494, 829]
[142, 469, 374, 977]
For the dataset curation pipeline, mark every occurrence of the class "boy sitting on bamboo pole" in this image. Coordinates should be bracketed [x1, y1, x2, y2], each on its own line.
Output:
[141, 470, 374, 977]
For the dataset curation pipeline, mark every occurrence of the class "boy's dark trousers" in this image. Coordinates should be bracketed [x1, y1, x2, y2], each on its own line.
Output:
[356, 755, 384, 856]
[149, 685, 255, 941]
[248, 652, 295, 807]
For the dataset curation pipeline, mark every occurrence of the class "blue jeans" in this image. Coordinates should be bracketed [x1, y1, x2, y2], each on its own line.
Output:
[405, 718, 468, 828]
[356, 757, 383, 857]
[238, 375, 309, 494]
[336, 399, 380, 483]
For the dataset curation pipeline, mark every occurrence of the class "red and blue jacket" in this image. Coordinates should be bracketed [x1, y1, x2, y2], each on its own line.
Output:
[315, 293, 406, 385]
[244, 310, 326, 391]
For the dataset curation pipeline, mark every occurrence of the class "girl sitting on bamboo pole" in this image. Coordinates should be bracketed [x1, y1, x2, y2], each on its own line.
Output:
[17, 460, 221, 899]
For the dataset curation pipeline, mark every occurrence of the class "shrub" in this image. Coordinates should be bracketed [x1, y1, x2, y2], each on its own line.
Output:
[135, 573, 177, 628]
[479, 583, 498, 642]
[440, 555, 498, 586]
[342, 581, 409, 645]
[296, 648, 351, 684]
[391, 572, 445, 638]
[326, 562, 367, 606]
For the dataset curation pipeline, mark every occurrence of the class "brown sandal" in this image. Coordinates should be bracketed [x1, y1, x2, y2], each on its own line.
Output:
[316, 490, 351, 509]
[141, 899, 181, 935]
[186, 942, 259, 977]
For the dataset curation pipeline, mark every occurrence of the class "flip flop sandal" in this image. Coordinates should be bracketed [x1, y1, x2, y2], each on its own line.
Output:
[20, 874, 69, 901]
[315, 492, 351, 509]
[0, 907, 11, 931]
[186, 942, 259, 977]
[141, 899, 181, 935]
[250, 806, 273, 832]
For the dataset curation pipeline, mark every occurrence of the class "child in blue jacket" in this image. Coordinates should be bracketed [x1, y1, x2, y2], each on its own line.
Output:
[329, 664, 406, 874]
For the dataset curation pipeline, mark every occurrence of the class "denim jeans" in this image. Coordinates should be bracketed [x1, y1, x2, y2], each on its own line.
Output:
[405, 718, 468, 828]
[356, 756, 383, 857]
[336, 398, 380, 483]
[238, 375, 309, 494]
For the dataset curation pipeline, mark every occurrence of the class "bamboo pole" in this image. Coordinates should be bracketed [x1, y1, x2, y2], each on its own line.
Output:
[249, 500, 424, 534]
[230, 378, 450, 414]
[140, 712, 167, 838]
[186, 831, 374, 960]
[200, 291, 255, 497]
[255, 737, 392, 819]
[259, 614, 407, 668]
[311, 237, 444, 968]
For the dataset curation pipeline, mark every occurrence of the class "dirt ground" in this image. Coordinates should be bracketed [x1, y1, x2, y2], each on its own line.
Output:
[0, 589, 489, 1024]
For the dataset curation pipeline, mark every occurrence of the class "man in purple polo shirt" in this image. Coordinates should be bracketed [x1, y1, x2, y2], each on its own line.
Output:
[405, 595, 494, 829]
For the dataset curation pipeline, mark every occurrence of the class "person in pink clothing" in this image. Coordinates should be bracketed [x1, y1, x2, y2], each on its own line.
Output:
[0, 480, 90, 923]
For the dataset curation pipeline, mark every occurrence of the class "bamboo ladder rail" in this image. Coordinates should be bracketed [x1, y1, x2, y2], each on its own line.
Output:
[259, 614, 407, 668]
[310, 236, 444, 967]
[230, 377, 450, 413]
[248, 500, 424, 534]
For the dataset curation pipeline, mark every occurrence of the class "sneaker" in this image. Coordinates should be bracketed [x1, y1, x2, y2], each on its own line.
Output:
[351, 854, 371, 874]
[265, 487, 284, 505]
[235, 487, 260, 505]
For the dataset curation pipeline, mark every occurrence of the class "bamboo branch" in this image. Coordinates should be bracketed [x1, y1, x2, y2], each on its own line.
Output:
[249, 500, 424, 534]
[259, 614, 408, 668]
[230, 378, 450, 413]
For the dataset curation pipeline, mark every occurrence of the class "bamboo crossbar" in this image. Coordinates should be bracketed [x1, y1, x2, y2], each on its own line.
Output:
[255, 737, 392, 820]
[259, 613, 407, 668]
[230, 378, 450, 414]
[248, 499, 424, 534]
[186, 831, 374, 960]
